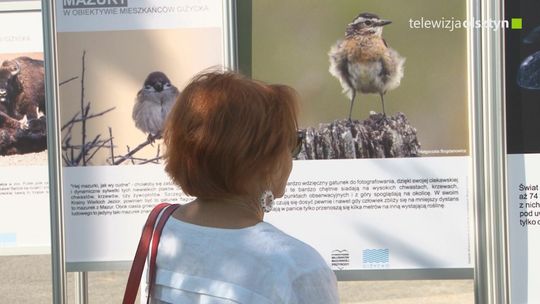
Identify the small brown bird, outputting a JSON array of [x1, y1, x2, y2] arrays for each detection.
[[132, 71, 179, 141], [329, 12, 405, 120]]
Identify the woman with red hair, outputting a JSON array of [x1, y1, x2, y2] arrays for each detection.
[[151, 71, 339, 303]]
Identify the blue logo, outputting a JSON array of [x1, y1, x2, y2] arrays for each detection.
[[0, 233, 16, 246], [362, 249, 389, 268]]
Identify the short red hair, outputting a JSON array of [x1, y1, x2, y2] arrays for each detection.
[[163, 71, 299, 199]]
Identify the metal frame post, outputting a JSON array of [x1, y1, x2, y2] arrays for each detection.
[[42, 0, 67, 302], [473, 0, 509, 303], [75, 272, 89, 304], [222, 0, 238, 71]]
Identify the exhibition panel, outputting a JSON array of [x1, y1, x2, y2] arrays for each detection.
[[48, 0, 476, 277], [28, 0, 530, 303], [247, 0, 474, 278], [0, 1, 50, 256], [505, 0, 540, 302], [52, 0, 226, 269]]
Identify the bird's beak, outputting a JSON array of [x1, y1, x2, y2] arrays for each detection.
[[377, 19, 392, 27], [154, 83, 163, 92]]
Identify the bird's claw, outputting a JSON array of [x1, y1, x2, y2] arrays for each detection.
[[147, 133, 161, 145], [381, 113, 390, 124]]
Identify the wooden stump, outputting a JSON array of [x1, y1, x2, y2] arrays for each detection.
[[0, 111, 47, 156], [296, 112, 420, 159]]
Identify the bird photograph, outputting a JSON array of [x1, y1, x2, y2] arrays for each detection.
[[250, 0, 470, 159], [328, 12, 405, 120], [56, 28, 222, 166], [132, 71, 179, 142]]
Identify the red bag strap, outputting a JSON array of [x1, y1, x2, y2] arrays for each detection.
[[147, 203, 180, 303], [122, 203, 180, 304]]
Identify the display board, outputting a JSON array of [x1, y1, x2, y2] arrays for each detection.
[[505, 0, 540, 302], [0, 2, 50, 255], [247, 0, 474, 274], [54, 0, 226, 269], [55, 0, 474, 277]]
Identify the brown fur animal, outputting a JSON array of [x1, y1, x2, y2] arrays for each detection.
[[0, 111, 46, 155], [0, 57, 45, 120]]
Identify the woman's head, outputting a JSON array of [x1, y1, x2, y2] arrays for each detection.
[[163, 70, 299, 201]]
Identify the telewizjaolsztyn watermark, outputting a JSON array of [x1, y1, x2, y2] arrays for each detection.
[[409, 17, 523, 31]]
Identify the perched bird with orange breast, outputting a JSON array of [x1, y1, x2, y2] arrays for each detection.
[[329, 12, 405, 120]]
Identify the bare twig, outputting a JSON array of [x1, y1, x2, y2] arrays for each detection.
[[59, 76, 78, 86], [138, 156, 162, 164], [109, 127, 114, 164], [63, 143, 112, 150], [62, 154, 70, 165], [61, 112, 80, 131], [86, 137, 111, 163], [60, 51, 117, 166], [61, 107, 115, 131], [70, 146, 74, 165], [156, 144, 161, 159], [60, 51, 164, 166], [127, 146, 135, 165], [113, 134, 161, 165], [80, 51, 87, 165]]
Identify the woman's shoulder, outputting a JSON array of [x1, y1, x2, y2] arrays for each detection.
[[162, 217, 329, 273], [254, 222, 329, 271], [157, 218, 338, 303], [255, 223, 339, 303]]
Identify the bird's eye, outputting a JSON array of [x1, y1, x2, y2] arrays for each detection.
[[144, 85, 152, 90], [365, 20, 373, 26], [164, 83, 171, 88]]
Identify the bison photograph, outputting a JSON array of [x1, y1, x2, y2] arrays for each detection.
[[0, 55, 47, 158]]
